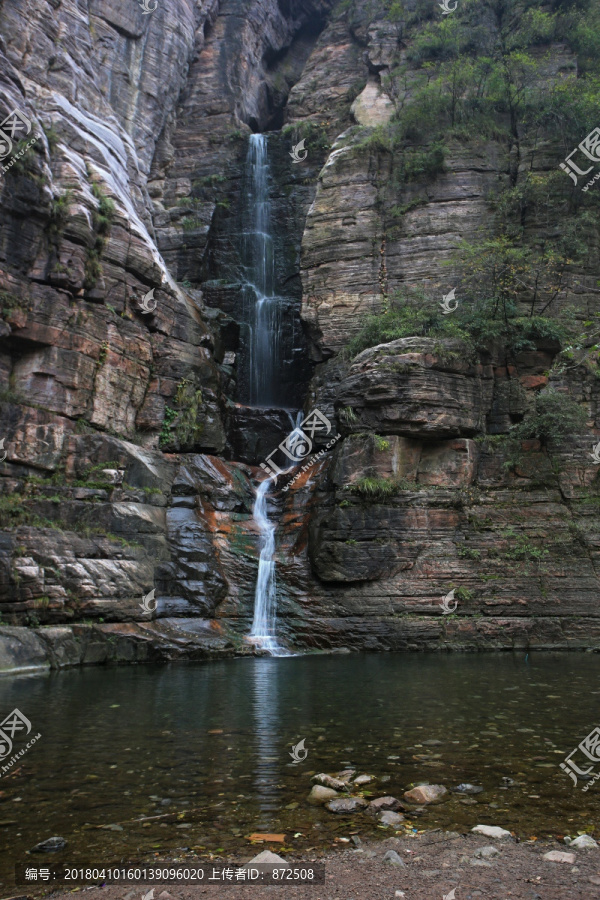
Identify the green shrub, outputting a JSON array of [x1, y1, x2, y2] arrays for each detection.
[[339, 406, 358, 425], [509, 389, 587, 444], [159, 378, 205, 450], [84, 183, 116, 290], [500, 528, 550, 562], [347, 476, 402, 500], [345, 292, 470, 359]]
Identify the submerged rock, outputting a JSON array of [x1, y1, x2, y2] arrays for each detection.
[[454, 783, 484, 794], [31, 837, 66, 852], [472, 825, 512, 839], [379, 810, 404, 826], [403, 784, 447, 804], [307, 785, 338, 805], [326, 797, 368, 814]]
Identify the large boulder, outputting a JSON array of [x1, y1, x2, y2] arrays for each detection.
[[336, 338, 493, 438]]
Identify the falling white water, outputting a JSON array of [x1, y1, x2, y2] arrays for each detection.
[[243, 134, 282, 407], [249, 477, 283, 653]]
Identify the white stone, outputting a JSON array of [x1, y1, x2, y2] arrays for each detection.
[[247, 850, 289, 866], [570, 835, 598, 850], [353, 774, 375, 785], [472, 825, 512, 839], [474, 845, 500, 859], [543, 850, 576, 864]]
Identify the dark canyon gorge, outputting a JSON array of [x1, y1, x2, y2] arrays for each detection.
[[1, 0, 600, 674]]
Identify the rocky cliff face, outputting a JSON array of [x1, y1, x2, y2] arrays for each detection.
[[1, 0, 599, 671]]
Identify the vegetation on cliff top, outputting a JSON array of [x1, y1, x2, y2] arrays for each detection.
[[345, 0, 600, 393]]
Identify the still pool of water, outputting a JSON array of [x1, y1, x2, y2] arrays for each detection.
[[1, 652, 599, 884]]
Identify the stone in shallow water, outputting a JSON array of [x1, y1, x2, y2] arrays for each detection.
[[472, 825, 512, 839], [354, 774, 375, 785], [379, 811, 404, 826], [368, 795, 402, 812], [454, 783, 484, 794], [326, 797, 368, 814], [31, 837, 67, 852], [543, 850, 576, 864], [403, 784, 447, 804], [307, 785, 338, 805], [312, 773, 348, 791]]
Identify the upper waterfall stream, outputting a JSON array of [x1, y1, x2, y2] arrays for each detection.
[[244, 133, 281, 408]]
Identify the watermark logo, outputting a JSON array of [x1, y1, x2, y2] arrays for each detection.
[[261, 408, 336, 478], [139, 589, 157, 613], [590, 441, 600, 464], [142, 891, 154, 900], [290, 738, 308, 763], [0, 109, 32, 159], [139, 0, 158, 13], [560, 126, 600, 192], [139, 288, 157, 313], [0, 708, 41, 777], [0, 109, 39, 177], [440, 288, 459, 315], [443, 890, 457, 900], [440, 589, 458, 614], [0, 438, 6, 462], [439, 0, 458, 13], [259, 408, 342, 492], [290, 139, 308, 164], [560, 725, 600, 790]]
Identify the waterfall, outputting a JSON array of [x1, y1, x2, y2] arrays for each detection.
[[249, 476, 282, 653], [244, 134, 281, 408], [244, 134, 291, 655]]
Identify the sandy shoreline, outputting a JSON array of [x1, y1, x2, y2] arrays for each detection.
[[16, 830, 600, 900]]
